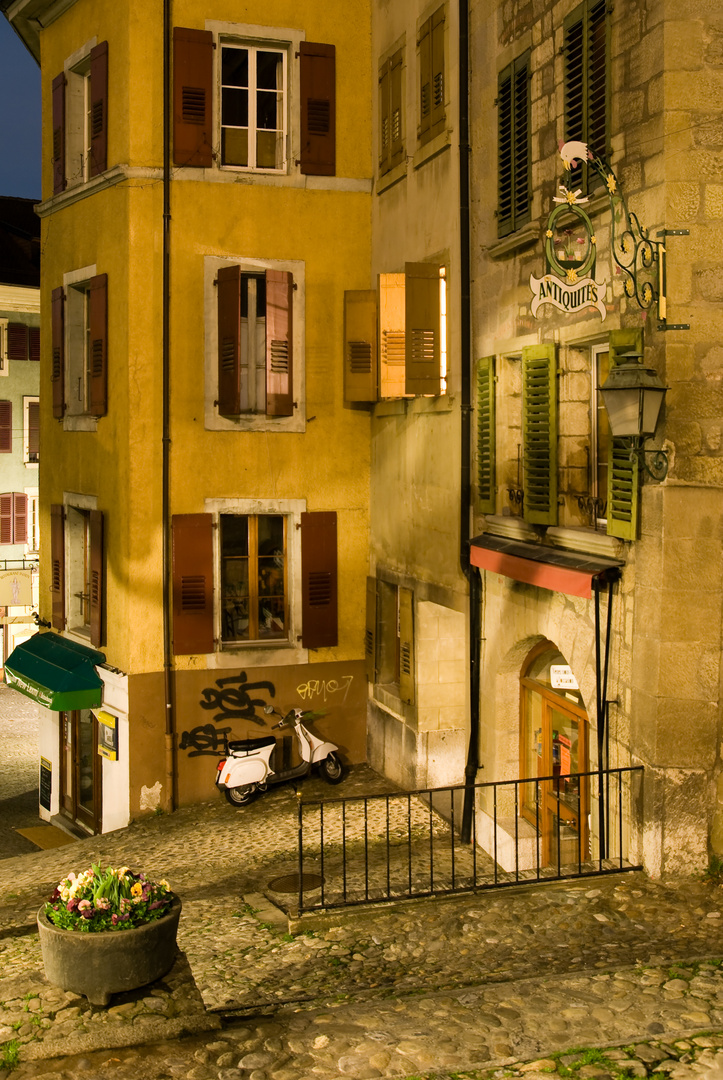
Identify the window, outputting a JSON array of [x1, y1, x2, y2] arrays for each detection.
[[6, 323, 40, 362], [221, 514, 287, 642], [52, 41, 108, 195], [0, 401, 11, 453], [52, 270, 108, 426], [50, 501, 104, 645], [497, 52, 530, 238], [564, 0, 608, 194], [365, 578, 414, 705], [26, 491, 39, 553], [379, 48, 404, 175], [173, 27, 335, 176], [24, 397, 39, 464], [343, 263, 447, 402], [0, 494, 27, 546], [418, 7, 445, 147]]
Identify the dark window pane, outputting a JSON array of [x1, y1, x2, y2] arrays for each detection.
[[257, 90, 278, 131], [222, 129, 248, 166], [258, 597, 285, 638], [258, 515, 283, 554], [222, 87, 248, 128], [257, 51, 282, 90], [221, 515, 249, 557], [222, 47, 248, 88]]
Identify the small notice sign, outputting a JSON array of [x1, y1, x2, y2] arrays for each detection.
[[40, 757, 52, 811], [551, 665, 579, 690], [96, 710, 118, 761]]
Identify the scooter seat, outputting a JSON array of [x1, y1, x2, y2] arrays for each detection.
[[228, 735, 276, 753]]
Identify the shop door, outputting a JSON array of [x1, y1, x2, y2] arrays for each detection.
[[520, 645, 590, 868], [60, 709, 102, 833]]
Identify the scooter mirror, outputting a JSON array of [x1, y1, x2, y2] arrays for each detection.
[[263, 705, 274, 715]]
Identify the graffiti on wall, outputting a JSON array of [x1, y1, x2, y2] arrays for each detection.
[[179, 672, 277, 758], [296, 675, 354, 703], [179, 723, 232, 758]]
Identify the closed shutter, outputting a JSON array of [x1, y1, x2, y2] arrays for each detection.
[[13, 494, 27, 547], [300, 511, 337, 649], [7, 324, 28, 361], [172, 513, 214, 655], [418, 16, 432, 143], [216, 264, 242, 417], [28, 401, 39, 460], [587, 0, 608, 164], [365, 576, 378, 682], [89, 509, 104, 646], [405, 262, 440, 396], [51, 287, 65, 419], [266, 270, 293, 417], [390, 49, 404, 167], [379, 60, 390, 174], [52, 72, 66, 195], [398, 586, 414, 705], [522, 344, 558, 526], [29, 327, 40, 362], [0, 401, 11, 453], [379, 273, 406, 399], [498, 54, 530, 239], [563, 5, 585, 193], [475, 356, 496, 514], [89, 41, 108, 177], [497, 63, 513, 237], [430, 8, 445, 140], [344, 290, 378, 404], [89, 273, 108, 416], [0, 495, 12, 545], [51, 504, 65, 630], [173, 28, 214, 168], [606, 328, 642, 540], [564, 1, 608, 193], [299, 42, 336, 176]]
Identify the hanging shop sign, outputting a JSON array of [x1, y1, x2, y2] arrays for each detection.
[[0, 569, 32, 607]]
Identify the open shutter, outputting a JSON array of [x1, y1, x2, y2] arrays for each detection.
[[51, 504, 65, 630], [28, 401, 39, 461], [606, 328, 642, 540], [52, 72, 66, 195], [418, 16, 432, 143], [522, 344, 558, 526], [301, 511, 337, 649], [89, 273, 108, 416], [0, 496, 12, 545], [173, 27, 214, 168], [398, 586, 414, 705], [266, 270, 293, 417], [430, 8, 445, 139], [390, 49, 404, 167], [13, 494, 27, 546], [475, 356, 496, 514], [405, 262, 440, 396], [299, 42, 336, 176], [172, 513, 214, 654], [0, 401, 11, 453], [379, 60, 390, 174], [216, 265, 242, 417], [344, 290, 378, 403], [89, 41, 108, 177], [89, 509, 104, 646], [52, 287, 65, 419], [365, 576, 377, 682], [379, 273, 406, 398], [29, 327, 40, 362], [7, 324, 28, 361]]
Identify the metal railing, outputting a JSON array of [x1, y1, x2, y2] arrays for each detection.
[[295, 766, 643, 913]]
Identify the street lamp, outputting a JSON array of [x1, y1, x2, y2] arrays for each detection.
[[599, 349, 669, 480]]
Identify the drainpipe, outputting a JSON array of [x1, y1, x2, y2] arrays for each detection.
[[162, 0, 176, 812], [457, 0, 480, 846]]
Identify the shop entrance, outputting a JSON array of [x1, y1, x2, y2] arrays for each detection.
[[520, 642, 590, 867], [59, 709, 102, 833]]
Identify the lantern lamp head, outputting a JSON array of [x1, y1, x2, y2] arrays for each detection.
[[599, 349, 669, 480]]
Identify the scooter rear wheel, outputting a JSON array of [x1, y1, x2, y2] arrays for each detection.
[[320, 752, 343, 784], [225, 784, 257, 806]]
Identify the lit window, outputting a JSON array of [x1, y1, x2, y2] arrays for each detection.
[[221, 514, 287, 643], [221, 44, 287, 171]]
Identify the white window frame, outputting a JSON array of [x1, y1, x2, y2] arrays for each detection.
[[62, 491, 98, 643], [204, 255, 305, 433], [219, 41, 288, 173], [63, 38, 97, 189], [0, 319, 7, 375], [23, 396, 39, 467], [62, 265, 98, 432], [25, 488, 39, 554], [205, 497, 308, 669]]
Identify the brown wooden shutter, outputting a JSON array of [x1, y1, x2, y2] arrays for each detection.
[[51, 286, 65, 419], [266, 270, 294, 417], [301, 511, 337, 649], [52, 72, 66, 195], [89, 273, 108, 416], [398, 586, 415, 705], [379, 59, 390, 174], [365, 576, 378, 682], [390, 49, 404, 167], [173, 28, 214, 168], [0, 495, 12, 545], [28, 401, 39, 460], [405, 262, 440, 396], [172, 513, 214, 654], [344, 290, 378, 403], [7, 324, 28, 361], [418, 16, 432, 143], [430, 8, 446, 139], [13, 493, 27, 547], [89, 41, 108, 177], [89, 509, 104, 646], [379, 272, 406, 398], [299, 42, 336, 176], [51, 504, 65, 630], [217, 264, 242, 417], [0, 401, 11, 453], [29, 327, 40, 362]]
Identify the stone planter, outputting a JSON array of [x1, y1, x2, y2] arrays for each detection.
[[37, 895, 182, 1006]]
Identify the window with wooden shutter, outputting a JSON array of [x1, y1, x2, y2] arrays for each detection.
[[564, 0, 608, 194], [13, 494, 27, 547], [522, 344, 558, 526], [0, 495, 12, 545], [497, 52, 530, 238], [418, 8, 445, 147], [7, 324, 28, 361], [405, 262, 440, 396], [173, 28, 214, 168], [475, 356, 496, 514], [217, 264, 242, 417], [379, 48, 404, 176], [344, 290, 378, 404], [89, 42, 108, 177], [89, 509, 104, 646], [300, 511, 337, 649], [0, 401, 11, 454], [172, 514, 214, 655], [605, 329, 642, 540], [266, 270, 294, 417], [51, 504, 65, 630], [52, 287, 65, 419], [379, 273, 406, 399], [89, 274, 108, 416], [29, 327, 40, 362], [398, 586, 415, 705], [299, 42, 336, 176], [365, 576, 378, 682], [52, 72, 66, 195], [26, 399, 39, 463]]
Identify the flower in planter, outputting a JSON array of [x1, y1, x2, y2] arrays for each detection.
[[45, 864, 173, 933]]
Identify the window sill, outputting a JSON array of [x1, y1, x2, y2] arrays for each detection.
[[63, 415, 98, 432], [546, 525, 626, 560], [486, 221, 539, 260], [24, 462, 39, 469], [209, 642, 309, 669], [413, 127, 451, 170], [376, 159, 407, 195], [482, 514, 538, 543], [375, 394, 455, 416]]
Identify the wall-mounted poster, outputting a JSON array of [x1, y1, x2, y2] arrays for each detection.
[[96, 710, 118, 761]]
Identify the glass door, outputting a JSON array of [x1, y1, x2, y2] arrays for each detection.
[[59, 709, 102, 833]]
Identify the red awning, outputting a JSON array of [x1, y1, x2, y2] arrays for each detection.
[[469, 533, 623, 599]]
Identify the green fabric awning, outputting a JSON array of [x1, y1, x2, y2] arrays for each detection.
[[4, 633, 105, 711]]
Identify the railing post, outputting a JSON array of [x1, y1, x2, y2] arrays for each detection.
[[297, 789, 304, 916]]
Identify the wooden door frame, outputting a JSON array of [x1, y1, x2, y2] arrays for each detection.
[[58, 709, 102, 834]]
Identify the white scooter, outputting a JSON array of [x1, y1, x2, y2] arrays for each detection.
[[215, 705, 344, 806]]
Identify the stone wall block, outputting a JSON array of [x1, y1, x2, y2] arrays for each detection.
[[416, 706, 441, 733], [664, 258, 693, 304], [705, 184, 723, 217], [666, 69, 723, 112], [679, 148, 723, 183], [666, 418, 703, 456], [702, 420, 723, 452], [664, 343, 696, 382], [660, 588, 723, 642], [662, 536, 723, 587], [694, 262, 723, 302], [674, 455, 723, 486], [692, 114, 723, 151], [657, 642, 720, 702], [663, 20, 704, 71], [659, 768, 710, 875], [667, 377, 723, 418], [666, 182, 701, 222]]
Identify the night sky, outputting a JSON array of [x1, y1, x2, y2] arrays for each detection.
[[0, 16, 41, 200]]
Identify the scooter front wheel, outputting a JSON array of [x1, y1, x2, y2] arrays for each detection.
[[225, 784, 257, 806], [320, 752, 344, 784]]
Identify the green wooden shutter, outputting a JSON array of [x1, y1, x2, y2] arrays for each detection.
[[475, 356, 496, 514], [522, 344, 558, 526], [605, 328, 642, 540], [398, 587, 414, 705]]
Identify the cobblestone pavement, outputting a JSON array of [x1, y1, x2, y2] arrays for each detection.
[[1, 765, 723, 1079], [0, 685, 43, 859]]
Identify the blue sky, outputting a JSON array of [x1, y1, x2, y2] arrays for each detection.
[[0, 16, 41, 200]]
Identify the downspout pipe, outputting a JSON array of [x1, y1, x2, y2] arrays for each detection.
[[457, 0, 480, 846], [162, 0, 176, 812]]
